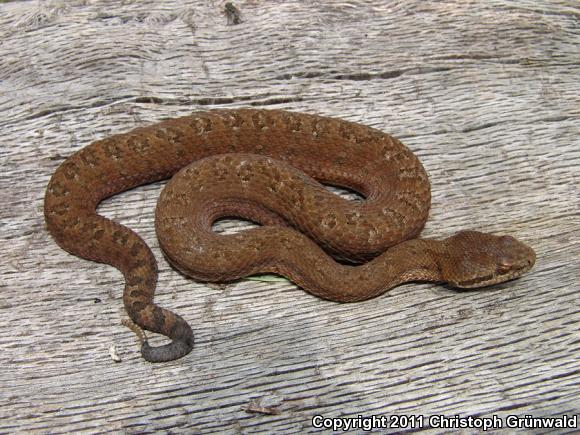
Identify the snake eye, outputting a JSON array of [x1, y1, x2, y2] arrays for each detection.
[[497, 258, 513, 273]]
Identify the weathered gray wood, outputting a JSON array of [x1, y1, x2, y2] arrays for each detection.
[[1, 0, 578, 433]]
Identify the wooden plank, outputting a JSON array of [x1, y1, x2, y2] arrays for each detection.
[[1, 0, 578, 433]]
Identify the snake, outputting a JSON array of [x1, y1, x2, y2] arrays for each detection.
[[44, 108, 536, 362]]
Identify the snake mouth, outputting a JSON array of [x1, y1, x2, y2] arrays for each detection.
[[454, 261, 535, 289]]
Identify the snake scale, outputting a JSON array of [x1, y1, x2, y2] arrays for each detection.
[[44, 108, 536, 362]]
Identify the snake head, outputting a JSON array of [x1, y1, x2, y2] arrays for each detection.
[[440, 230, 536, 288]]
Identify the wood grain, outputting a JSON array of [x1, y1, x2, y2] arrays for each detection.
[[1, 0, 578, 433]]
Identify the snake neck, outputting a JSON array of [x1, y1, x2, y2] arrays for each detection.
[[276, 238, 444, 302]]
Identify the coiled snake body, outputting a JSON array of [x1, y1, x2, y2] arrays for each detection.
[[44, 109, 535, 362]]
